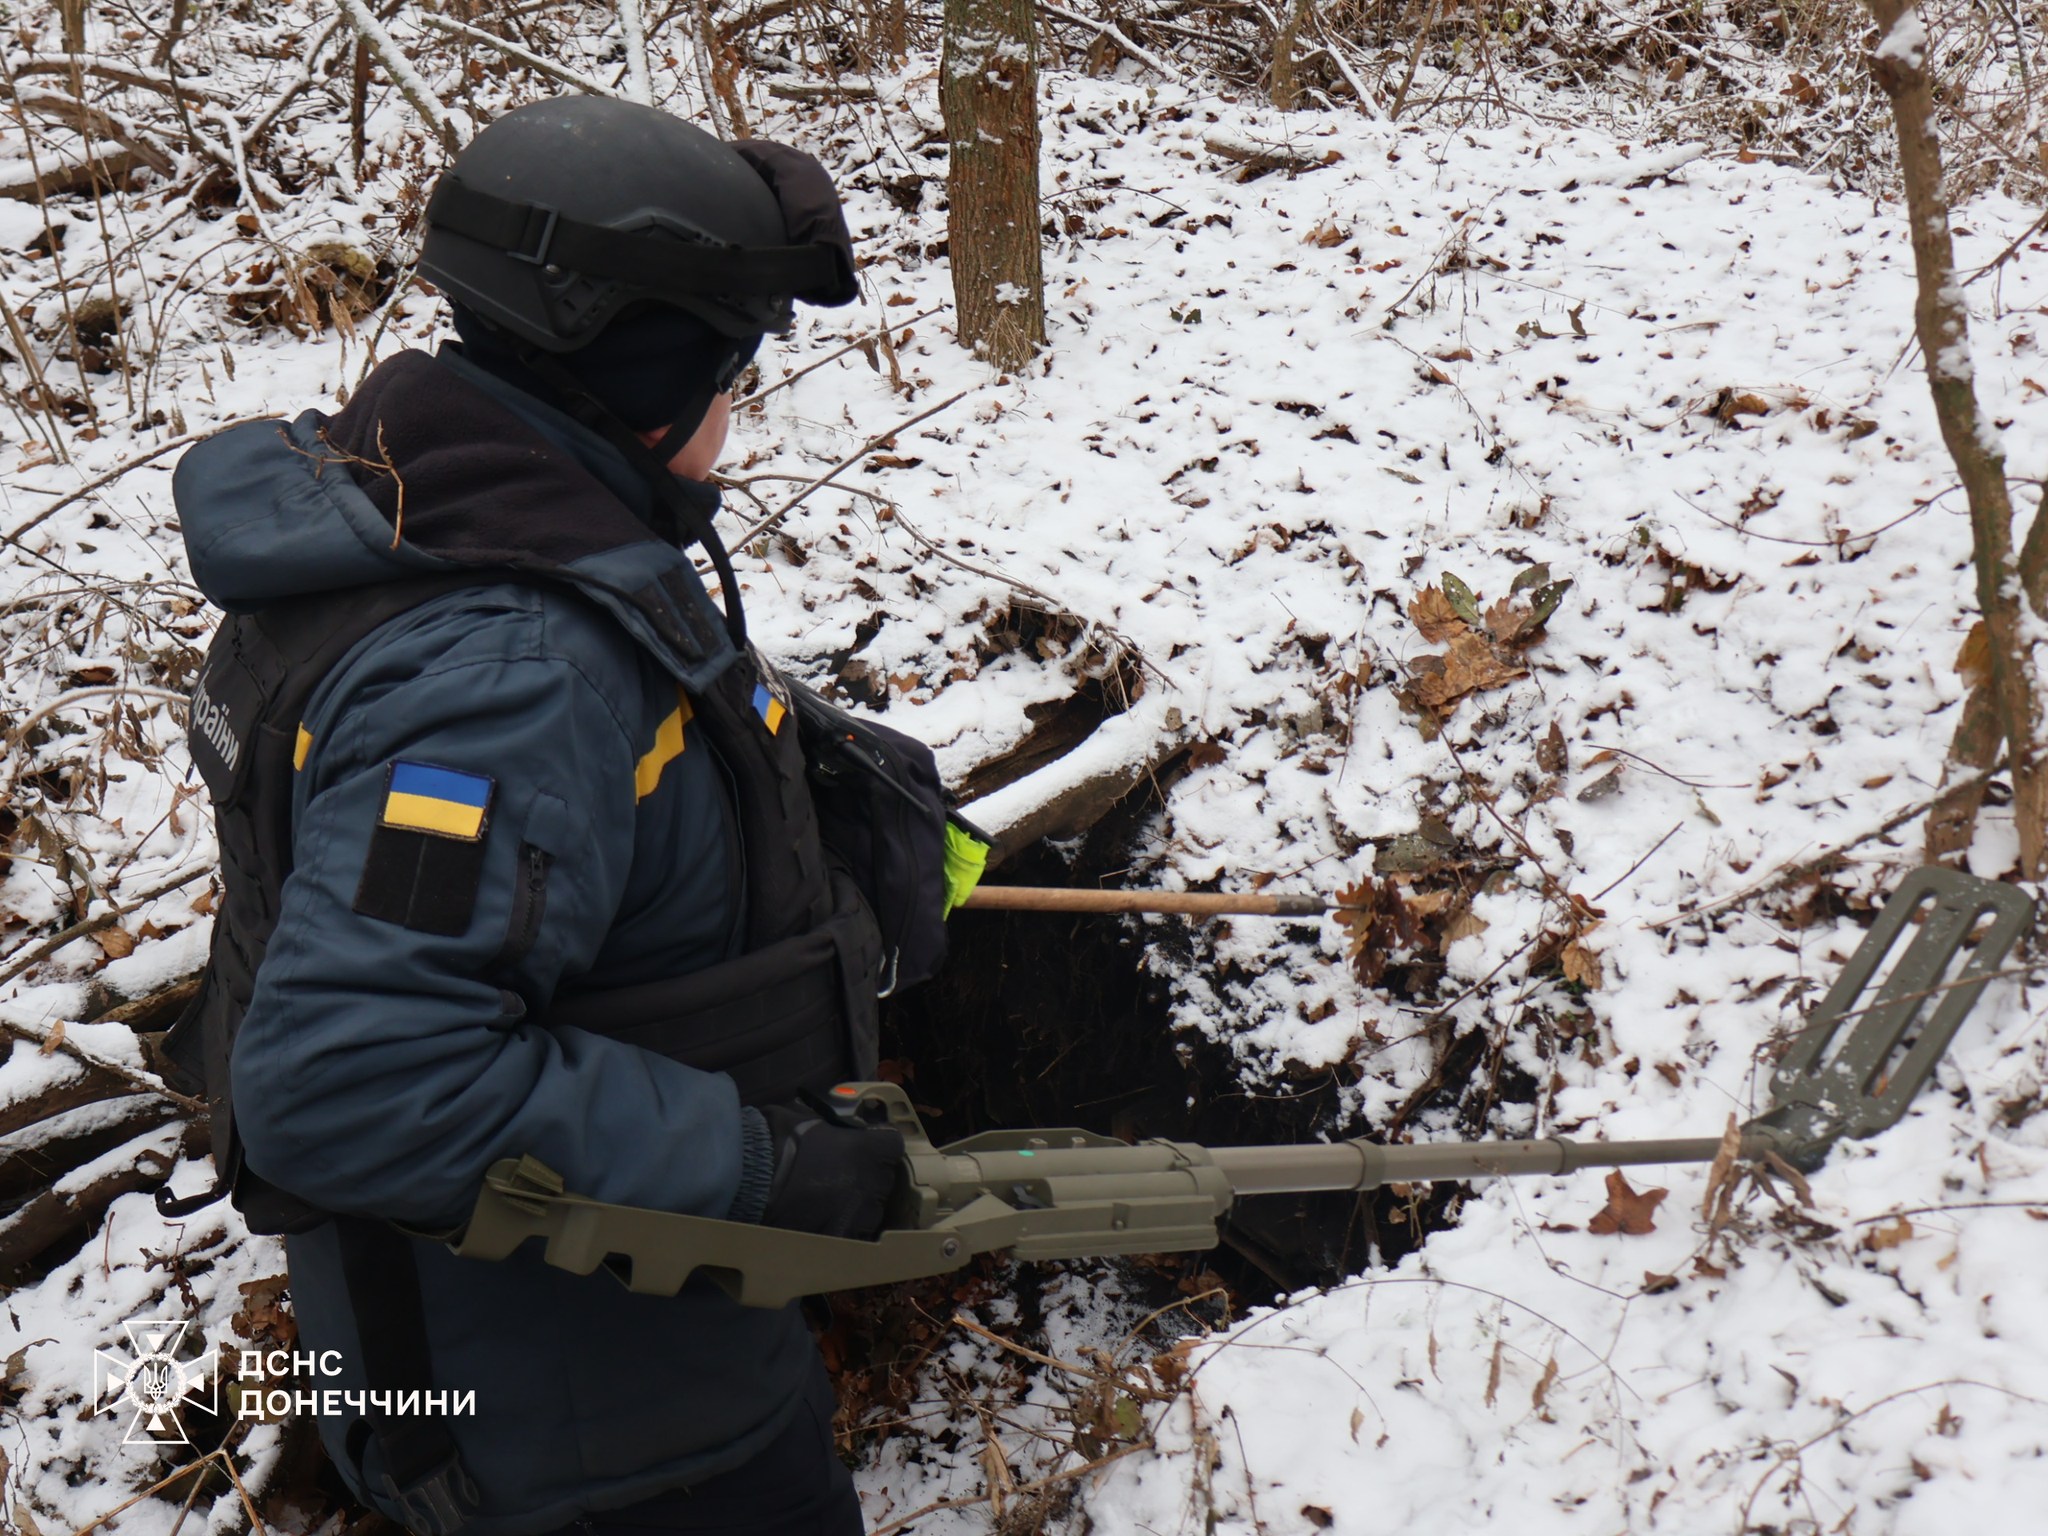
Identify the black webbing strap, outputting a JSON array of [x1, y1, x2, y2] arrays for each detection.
[[336, 1217, 480, 1536], [428, 177, 839, 300]]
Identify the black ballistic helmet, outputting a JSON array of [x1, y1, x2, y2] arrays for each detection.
[[419, 95, 858, 353]]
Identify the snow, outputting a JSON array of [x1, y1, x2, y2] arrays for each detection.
[[3, 21, 2047, 1536], [1877, 13, 1931, 71]]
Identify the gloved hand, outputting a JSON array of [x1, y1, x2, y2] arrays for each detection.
[[749, 1102, 904, 1240], [941, 819, 990, 917]]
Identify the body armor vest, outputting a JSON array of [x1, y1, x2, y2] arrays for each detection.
[[159, 572, 887, 1236]]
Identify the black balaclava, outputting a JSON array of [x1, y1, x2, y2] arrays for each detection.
[[446, 298, 758, 646], [449, 300, 758, 445]]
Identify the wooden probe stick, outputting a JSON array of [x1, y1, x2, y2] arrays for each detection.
[[960, 886, 1334, 917]]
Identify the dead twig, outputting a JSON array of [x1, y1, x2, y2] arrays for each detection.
[[1, 418, 270, 553], [336, 0, 462, 155], [1648, 761, 2009, 930], [416, 14, 612, 97], [745, 305, 947, 405], [0, 865, 212, 993], [1038, 1, 1187, 83], [731, 389, 971, 547]]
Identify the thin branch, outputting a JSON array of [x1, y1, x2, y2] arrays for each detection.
[[5, 684, 190, 755], [731, 389, 971, 547], [1, 418, 270, 552], [746, 306, 947, 405], [336, 0, 462, 155], [10, 85, 179, 177], [416, 14, 614, 97], [7, 57, 237, 104], [0, 865, 211, 993], [242, 17, 350, 151], [1647, 761, 2010, 930], [1036, 2, 1187, 83], [616, 0, 655, 105]]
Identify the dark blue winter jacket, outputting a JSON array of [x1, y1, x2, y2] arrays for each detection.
[[173, 347, 812, 1535]]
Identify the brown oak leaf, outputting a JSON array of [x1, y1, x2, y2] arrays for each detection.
[[1482, 596, 1524, 643], [1333, 878, 1422, 987], [1410, 632, 1528, 709], [1588, 1170, 1667, 1235], [1559, 938, 1603, 990], [1408, 586, 1469, 644]]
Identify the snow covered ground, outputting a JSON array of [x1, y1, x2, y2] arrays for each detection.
[[3, 36, 2047, 1536]]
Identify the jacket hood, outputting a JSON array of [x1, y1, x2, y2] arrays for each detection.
[[173, 349, 738, 689]]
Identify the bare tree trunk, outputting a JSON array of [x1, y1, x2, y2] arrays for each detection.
[[876, 0, 909, 65], [59, 0, 88, 53], [617, 0, 655, 106], [941, 0, 1046, 371], [698, 1, 750, 137], [350, 36, 370, 175], [1865, 0, 2046, 876], [153, 0, 189, 66], [1271, 0, 1311, 109]]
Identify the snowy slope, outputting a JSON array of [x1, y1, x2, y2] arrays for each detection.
[[2, 40, 2046, 1536]]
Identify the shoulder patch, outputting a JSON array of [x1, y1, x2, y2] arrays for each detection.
[[382, 760, 494, 840], [354, 761, 494, 936]]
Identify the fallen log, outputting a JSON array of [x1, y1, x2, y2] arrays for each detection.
[[1202, 132, 1343, 178], [0, 1093, 180, 1204], [767, 79, 878, 102], [960, 694, 1189, 859], [0, 1057, 149, 1141], [0, 146, 146, 202], [0, 1120, 202, 1276]]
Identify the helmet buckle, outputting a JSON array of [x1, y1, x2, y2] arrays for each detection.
[[505, 204, 560, 269]]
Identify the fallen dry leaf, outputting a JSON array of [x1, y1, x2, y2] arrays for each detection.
[[1862, 1216, 1914, 1252], [1440, 908, 1490, 944], [1701, 1112, 1743, 1227], [1589, 1170, 1667, 1235], [1560, 939, 1603, 990], [1956, 620, 1990, 691], [1411, 631, 1528, 709], [1408, 586, 1470, 643], [96, 928, 136, 961]]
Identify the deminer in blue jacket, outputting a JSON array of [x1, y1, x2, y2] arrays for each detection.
[[159, 97, 968, 1536]]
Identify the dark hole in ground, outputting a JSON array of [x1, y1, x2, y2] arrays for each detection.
[[877, 788, 1472, 1307]]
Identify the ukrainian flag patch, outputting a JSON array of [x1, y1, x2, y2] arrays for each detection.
[[381, 761, 493, 841], [751, 681, 786, 735]]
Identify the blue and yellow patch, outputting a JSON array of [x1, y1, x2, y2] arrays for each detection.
[[751, 682, 786, 735], [381, 761, 493, 841]]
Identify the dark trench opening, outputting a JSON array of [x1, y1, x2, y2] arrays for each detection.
[[872, 782, 1472, 1310]]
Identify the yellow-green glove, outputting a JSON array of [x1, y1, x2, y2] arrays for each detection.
[[941, 821, 990, 916]]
